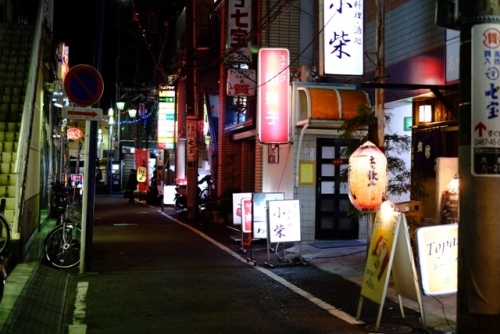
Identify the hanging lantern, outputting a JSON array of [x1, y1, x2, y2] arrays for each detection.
[[348, 141, 388, 211]]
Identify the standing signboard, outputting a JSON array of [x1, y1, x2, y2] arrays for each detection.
[[416, 224, 458, 296], [357, 210, 424, 332], [268, 200, 301, 243], [251, 192, 285, 239], [471, 24, 500, 176], [232, 192, 252, 226]]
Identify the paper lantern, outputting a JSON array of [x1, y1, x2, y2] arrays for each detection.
[[348, 141, 388, 211]]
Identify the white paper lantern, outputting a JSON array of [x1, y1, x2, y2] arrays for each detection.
[[348, 141, 388, 211]]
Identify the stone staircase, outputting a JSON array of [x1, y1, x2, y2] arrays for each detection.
[[0, 23, 33, 225]]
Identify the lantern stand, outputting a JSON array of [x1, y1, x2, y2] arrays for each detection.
[[347, 141, 388, 249]]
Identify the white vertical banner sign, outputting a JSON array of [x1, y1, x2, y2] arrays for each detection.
[[227, 0, 252, 63], [471, 24, 500, 176], [323, 0, 364, 75]]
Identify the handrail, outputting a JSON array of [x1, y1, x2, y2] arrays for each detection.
[[13, 0, 44, 237]]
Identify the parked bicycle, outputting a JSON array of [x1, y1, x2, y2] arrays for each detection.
[[174, 174, 213, 211], [44, 201, 82, 269], [0, 198, 10, 255], [0, 198, 11, 303], [50, 180, 68, 219]]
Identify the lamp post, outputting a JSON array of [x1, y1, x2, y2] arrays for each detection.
[[108, 107, 115, 194], [116, 101, 125, 191], [128, 108, 138, 149], [116, 101, 125, 150]]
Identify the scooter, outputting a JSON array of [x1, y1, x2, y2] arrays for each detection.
[[174, 175, 212, 210]]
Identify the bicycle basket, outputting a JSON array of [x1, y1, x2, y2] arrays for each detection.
[[66, 203, 82, 225]]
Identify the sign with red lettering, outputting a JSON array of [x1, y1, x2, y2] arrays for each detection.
[[471, 24, 500, 176], [257, 48, 290, 144], [67, 127, 83, 140], [227, 69, 256, 96]]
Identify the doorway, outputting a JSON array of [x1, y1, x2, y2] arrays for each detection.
[[315, 138, 358, 240]]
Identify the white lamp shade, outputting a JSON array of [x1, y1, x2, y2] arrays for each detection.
[[128, 108, 137, 118], [419, 105, 432, 123], [348, 141, 388, 211]]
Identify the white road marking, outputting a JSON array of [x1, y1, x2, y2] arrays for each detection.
[[164, 212, 364, 325], [68, 281, 89, 334]]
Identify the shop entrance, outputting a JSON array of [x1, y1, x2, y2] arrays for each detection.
[[315, 138, 358, 240]]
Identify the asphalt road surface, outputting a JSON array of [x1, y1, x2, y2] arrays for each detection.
[[61, 196, 429, 334]]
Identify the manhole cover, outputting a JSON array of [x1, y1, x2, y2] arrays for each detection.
[[365, 323, 412, 333]]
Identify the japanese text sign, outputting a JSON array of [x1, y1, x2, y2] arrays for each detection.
[[268, 200, 301, 243], [186, 116, 198, 168], [227, 69, 256, 96], [257, 48, 290, 144], [227, 0, 252, 63], [471, 24, 500, 176], [323, 0, 364, 75]]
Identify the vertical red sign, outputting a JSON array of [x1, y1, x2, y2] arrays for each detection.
[[242, 199, 253, 233], [258, 48, 290, 144], [135, 149, 149, 192]]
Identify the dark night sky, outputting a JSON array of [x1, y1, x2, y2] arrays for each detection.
[[52, 0, 186, 108]]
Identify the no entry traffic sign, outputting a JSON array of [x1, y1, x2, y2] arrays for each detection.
[[64, 65, 104, 106]]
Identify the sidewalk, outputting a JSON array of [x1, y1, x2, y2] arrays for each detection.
[[0, 195, 457, 333], [291, 243, 456, 333]]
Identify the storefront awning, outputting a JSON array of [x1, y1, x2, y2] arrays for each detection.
[[295, 86, 370, 129]]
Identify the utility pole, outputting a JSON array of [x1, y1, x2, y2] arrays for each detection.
[[458, 1, 500, 332], [185, 0, 198, 220], [372, 0, 385, 150]]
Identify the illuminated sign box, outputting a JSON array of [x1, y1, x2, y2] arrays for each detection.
[[322, 0, 364, 76], [416, 223, 458, 296], [257, 48, 290, 144]]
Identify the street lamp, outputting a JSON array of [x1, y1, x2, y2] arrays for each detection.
[[116, 101, 125, 148], [108, 107, 115, 193], [128, 108, 138, 149]]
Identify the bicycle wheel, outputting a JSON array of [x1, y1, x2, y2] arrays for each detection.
[[45, 223, 81, 269], [0, 215, 10, 255]]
